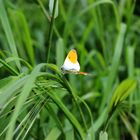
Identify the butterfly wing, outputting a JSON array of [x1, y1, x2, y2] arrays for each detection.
[[61, 49, 89, 75], [61, 49, 80, 71]]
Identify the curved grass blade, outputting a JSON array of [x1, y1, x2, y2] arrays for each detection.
[[45, 127, 61, 140], [5, 64, 47, 140], [109, 79, 137, 111], [0, 0, 21, 70], [47, 90, 86, 139], [78, 0, 120, 30], [0, 59, 19, 75], [0, 76, 28, 108], [9, 9, 35, 66], [100, 23, 126, 112]]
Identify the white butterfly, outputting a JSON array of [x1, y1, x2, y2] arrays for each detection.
[[61, 49, 88, 75]]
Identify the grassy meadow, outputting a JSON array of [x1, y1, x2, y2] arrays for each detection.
[[0, 0, 140, 139]]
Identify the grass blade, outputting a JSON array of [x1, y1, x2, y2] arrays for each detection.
[[100, 23, 126, 111], [5, 64, 46, 140], [56, 38, 64, 67], [9, 9, 35, 66], [0, 0, 20, 69], [45, 127, 61, 140]]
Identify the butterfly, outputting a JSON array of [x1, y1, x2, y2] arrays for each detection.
[[61, 49, 88, 75]]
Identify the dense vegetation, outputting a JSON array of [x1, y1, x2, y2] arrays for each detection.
[[0, 0, 139, 140]]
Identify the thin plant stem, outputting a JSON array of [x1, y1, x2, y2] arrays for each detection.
[[37, 0, 51, 22], [46, 0, 57, 63], [37, 0, 61, 38]]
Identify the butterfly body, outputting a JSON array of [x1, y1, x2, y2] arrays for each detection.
[[61, 49, 88, 75]]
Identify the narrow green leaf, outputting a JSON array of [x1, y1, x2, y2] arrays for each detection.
[[100, 23, 126, 111], [0, 76, 18, 89], [45, 127, 61, 140], [0, 76, 28, 107], [47, 91, 86, 139], [89, 108, 108, 133], [9, 9, 35, 66], [46, 103, 64, 132], [64, 119, 74, 140], [126, 46, 135, 77], [121, 113, 139, 140], [56, 38, 64, 67], [5, 64, 46, 140], [109, 79, 137, 110], [78, 0, 120, 30], [119, 80, 137, 103], [0, 59, 19, 75], [47, 0, 57, 62], [0, 0, 20, 69]]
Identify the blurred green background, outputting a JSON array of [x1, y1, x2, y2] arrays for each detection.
[[0, 0, 140, 140]]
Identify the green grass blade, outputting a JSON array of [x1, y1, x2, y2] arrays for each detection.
[[47, 0, 57, 62], [126, 46, 135, 77], [109, 79, 137, 111], [120, 113, 138, 140], [56, 38, 64, 67], [89, 108, 108, 133], [78, 0, 120, 30], [0, 0, 21, 69], [0, 59, 19, 75], [100, 23, 126, 111], [65, 119, 74, 140], [0, 76, 28, 107], [47, 91, 86, 139], [5, 64, 46, 140], [9, 9, 35, 66], [45, 127, 61, 140], [46, 103, 64, 132]]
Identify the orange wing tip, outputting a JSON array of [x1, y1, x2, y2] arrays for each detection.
[[67, 49, 77, 63]]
